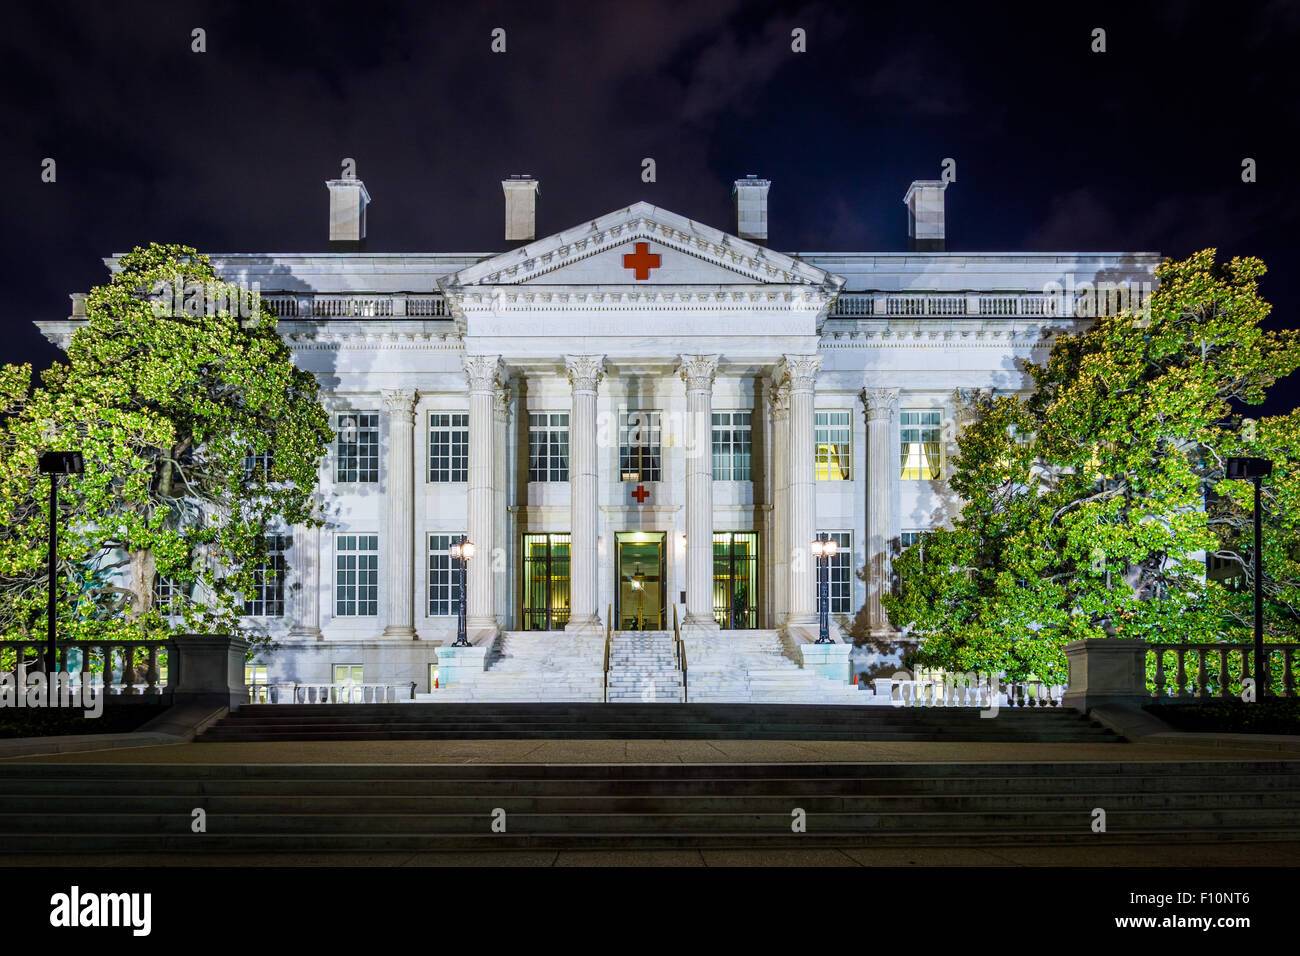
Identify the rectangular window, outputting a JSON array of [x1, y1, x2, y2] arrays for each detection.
[[528, 413, 570, 482], [429, 412, 469, 482], [815, 411, 851, 481], [336, 412, 380, 483], [823, 531, 852, 613], [245, 664, 269, 703], [619, 410, 662, 482], [335, 534, 379, 616], [154, 574, 184, 615], [712, 412, 752, 481], [901, 410, 943, 480], [900, 530, 927, 564], [243, 449, 273, 481], [333, 663, 364, 703], [243, 534, 288, 617], [428, 533, 465, 616]]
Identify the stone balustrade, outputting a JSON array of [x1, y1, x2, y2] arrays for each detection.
[[0, 639, 171, 698], [249, 682, 414, 704], [1147, 641, 1299, 700]]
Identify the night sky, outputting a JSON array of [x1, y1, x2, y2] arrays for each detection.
[[3, 0, 1297, 410]]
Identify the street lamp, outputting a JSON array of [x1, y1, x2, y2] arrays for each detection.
[[38, 451, 84, 674], [1227, 456, 1274, 698], [809, 533, 838, 644], [449, 535, 475, 647]]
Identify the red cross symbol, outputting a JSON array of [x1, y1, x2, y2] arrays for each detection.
[[631, 484, 650, 504], [622, 242, 661, 280]]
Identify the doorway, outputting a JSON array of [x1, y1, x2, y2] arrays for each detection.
[[521, 533, 570, 630], [713, 531, 759, 628], [615, 531, 666, 630]]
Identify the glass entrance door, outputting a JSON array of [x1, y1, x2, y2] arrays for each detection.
[[713, 532, 758, 628], [521, 533, 570, 630], [615, 532, 666, 630]]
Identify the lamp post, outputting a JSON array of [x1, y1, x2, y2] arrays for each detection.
[[450, 535, 475, 647], [1226, 456, 1274, 698], [809, 533, 838, 644], [37, 451, 83, 674]]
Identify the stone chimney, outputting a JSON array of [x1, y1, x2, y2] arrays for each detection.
[[326, 178, 371, 251], [732, 175, 770, 243], [503, 175, 539, 245], [904, 180, 947, 252]]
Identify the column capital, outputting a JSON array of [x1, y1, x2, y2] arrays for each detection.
[[494, 381, 512, 423], [381, 388, 417, 423], [780, 354, 822, 392], [564, 354, 606, 392], [768, 374, 791, 419], [677, 353, 719, 391], [463, 355, 504, 393], [953, 387, 994, 427], [861, 386, 899, 423]]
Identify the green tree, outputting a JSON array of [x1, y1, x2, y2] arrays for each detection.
[[883, 250, 1300, 682], [0, 243, 332, 645]]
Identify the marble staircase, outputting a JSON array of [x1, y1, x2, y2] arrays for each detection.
[[606, 631, 684, 703], [419, 631, 604, 703], [683, 629, 865, 704]]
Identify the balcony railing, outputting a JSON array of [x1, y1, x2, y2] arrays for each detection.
[[248, 681, 415, 704], [261, 293, 449, 319], [831, 292, 1092, 318]]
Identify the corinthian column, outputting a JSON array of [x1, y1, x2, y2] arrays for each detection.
[[564, 354, 605, 635], [463, 356, 503, 642], [768, 374, 790, 629], [289, 516, 322, 640], [494, 382, 512, 628], [782, 354, 821, 639], [381, 389, 417, 639], [862, 386, 899, 635], [679, 354, 720, 631]]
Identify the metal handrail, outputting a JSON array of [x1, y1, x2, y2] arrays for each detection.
[[673, 604, 687, 703], [603, 603, 612, 703]]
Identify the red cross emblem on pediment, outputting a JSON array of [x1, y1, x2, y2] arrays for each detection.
[[622, 242, 661, 280]]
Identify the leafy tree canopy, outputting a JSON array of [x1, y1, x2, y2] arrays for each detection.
[[0, 243, 332, 645], [883, 250, 1300, 681]]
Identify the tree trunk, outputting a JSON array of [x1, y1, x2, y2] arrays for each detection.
[[128, 549, 156, 619]]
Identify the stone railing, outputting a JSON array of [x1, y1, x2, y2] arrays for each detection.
[[262, 293, 449, 319], [249, 682, 415, 704], [876, 674, 1064, 708], [1147, 642, 1299, 700], [0, 639, 172, 698], [831, 292, 1089, 319]]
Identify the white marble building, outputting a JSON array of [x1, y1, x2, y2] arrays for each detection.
[[41, 175, 1160, 700]]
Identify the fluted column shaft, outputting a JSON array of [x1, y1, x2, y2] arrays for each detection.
[[381, 389, 417, 639], [565, 355, 605, 633], [769, 376, 790, 628], [863, 387, 900, 634], [783, 355, 821, 628], [493, 384, 512, 628], [679, 355, 720, 629], [464, 357, 502, 638], [289, 518, 322, 640]]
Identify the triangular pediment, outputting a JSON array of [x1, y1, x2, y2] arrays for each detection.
[[439, 201, 843, 294]]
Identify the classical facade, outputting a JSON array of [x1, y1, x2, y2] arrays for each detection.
[[40, 175, 1160, 700]]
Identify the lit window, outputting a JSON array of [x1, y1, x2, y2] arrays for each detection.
[[901, 410, 942, 480], [815, 411, 851, 481]]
